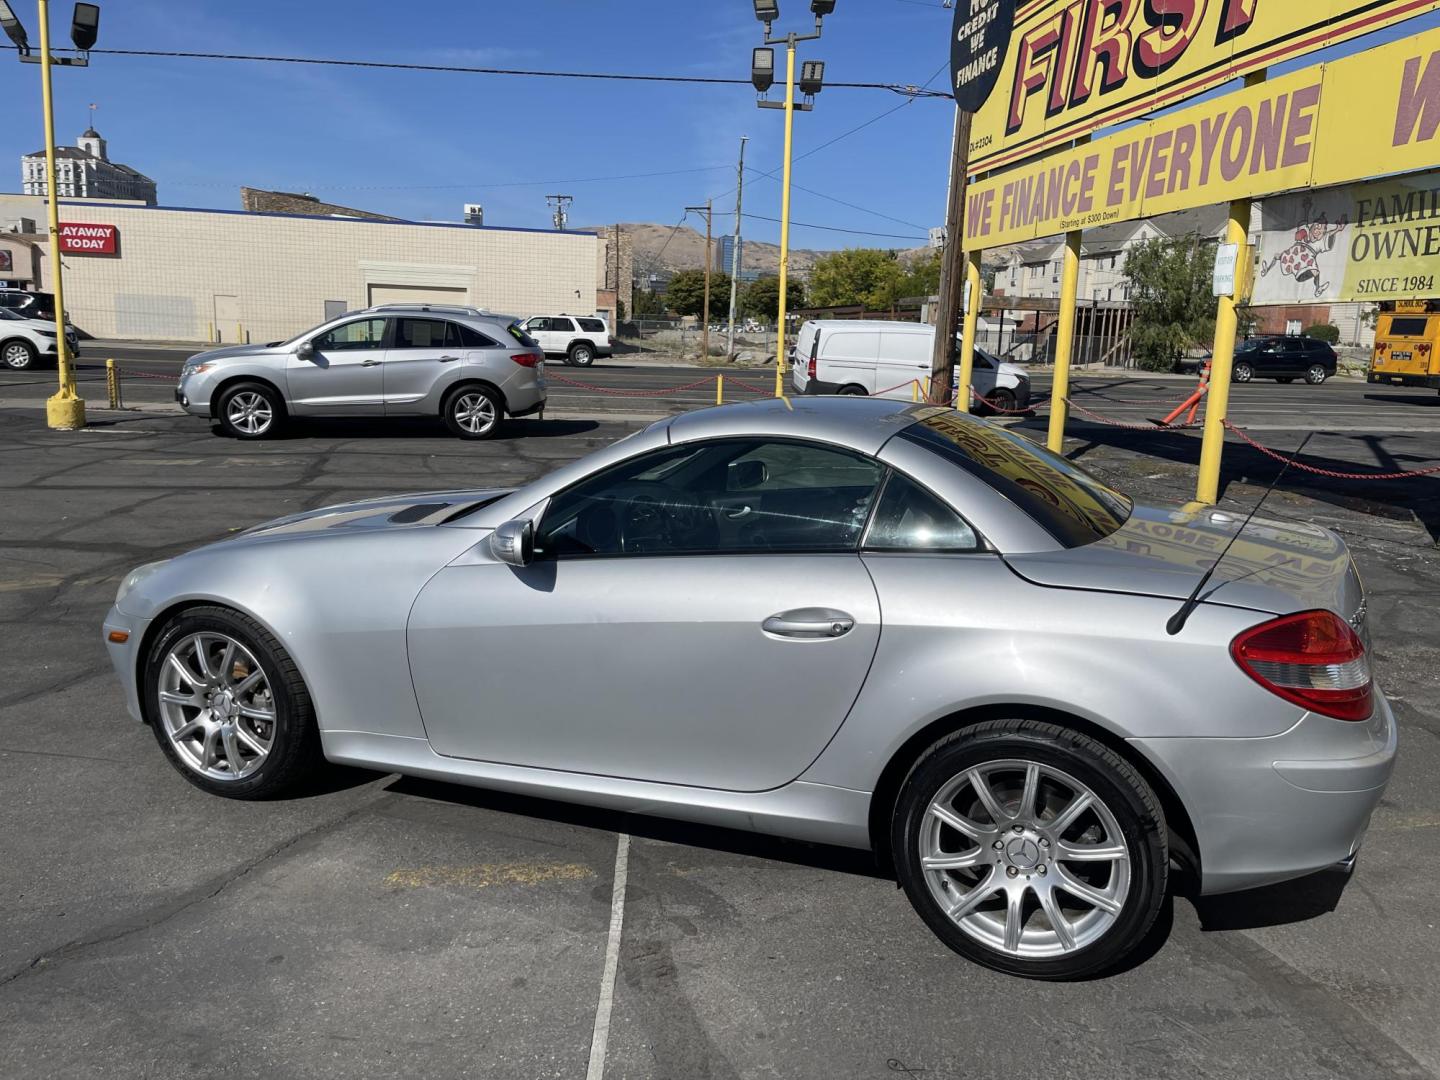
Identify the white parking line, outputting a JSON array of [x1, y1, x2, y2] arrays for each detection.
[[585, 832, 630, 1080]]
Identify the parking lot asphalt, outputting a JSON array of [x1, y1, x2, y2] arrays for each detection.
[[2, 395, 1440, 1079]]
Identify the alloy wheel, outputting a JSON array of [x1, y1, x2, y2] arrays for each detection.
[[453, 392, 497, 435], [157, 632, 276, 781], [3, 342, 33, 369], [1234, 363, 1253, 383], [226, 391, 273, 435], [1306, 364, 1327, 384], [918, 759, 1131, 959]]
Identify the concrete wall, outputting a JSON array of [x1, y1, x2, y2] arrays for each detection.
[[9, 196, 597, 343]]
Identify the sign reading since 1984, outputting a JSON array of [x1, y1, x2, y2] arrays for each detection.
[[951, 0, 1015, 113]]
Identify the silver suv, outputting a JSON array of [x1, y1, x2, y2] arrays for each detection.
[[0, 307, 80, 370], [175, 305, 546, 440]]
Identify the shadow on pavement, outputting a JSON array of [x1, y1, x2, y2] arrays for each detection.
[[1191, 867, 1352, 931], [211, 417, 603, 441]]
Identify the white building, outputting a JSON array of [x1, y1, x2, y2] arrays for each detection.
[[22, 128, 157, 206]]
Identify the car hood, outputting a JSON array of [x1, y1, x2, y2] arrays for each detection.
[[186, 342, 281, 365], [1003, 501, 1362, 618], [997, 361, 1028, 381], [228, 488, 516, 542]]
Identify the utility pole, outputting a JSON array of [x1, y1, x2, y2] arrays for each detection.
[[929, 106, 973, 407], [727, 135, 748, 358], [546, 194, 572, 231], [686, 201, 714, 361]]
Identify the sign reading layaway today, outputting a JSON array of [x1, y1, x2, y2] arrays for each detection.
[[969, 0, 1440, 175], [963, 26, 1440, 250], [58, 222, 118, 255], [1254, 171, 1440, 305]]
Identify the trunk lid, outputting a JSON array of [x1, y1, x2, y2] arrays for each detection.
[[1003, 501, 1364, 621]]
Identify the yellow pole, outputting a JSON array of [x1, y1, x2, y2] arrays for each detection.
[[38, 0, 83, 431], [237, 322, 244, 344], [208, 321, 214, 343], [912, 380, 920, 402], [716, 374, 724, 406], [956, 251, 983, 414], [106, 357, 118, 409], [773, 41, 797, 398], [1046, 231, 1082, 452], [1197, 71, 1265, 505]]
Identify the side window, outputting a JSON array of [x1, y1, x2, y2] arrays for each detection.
[[527, 318, 549, 333], [536, 439, 884, 559], [577, 317, 606, 333], [313, 318, 386, 351], [864, 472, 979, 553], [551, 317, 576, 334], [452, 322, 497, 348], [393, 318, 448, 349]]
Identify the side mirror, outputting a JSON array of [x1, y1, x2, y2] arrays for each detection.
[[296, 341, 315, 361], [730, 459, 768, 490], [490, 519, 534, 567]]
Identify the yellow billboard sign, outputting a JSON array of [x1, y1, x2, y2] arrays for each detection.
[[962, 25, 1440, 251], [969, 0, 1440, 175]]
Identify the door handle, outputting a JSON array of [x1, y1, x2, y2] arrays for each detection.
[[762, 608, 855, 639], [438, 355, 460, 363], [360, 359, 382, 367]]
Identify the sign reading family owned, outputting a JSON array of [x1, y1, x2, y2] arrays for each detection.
[[952, 0, 1015, 111], [967, 0, 1440, 176], [962, 26, 1440, 251]]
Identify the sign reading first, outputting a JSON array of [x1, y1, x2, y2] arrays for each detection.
[[969, 0, 1440, 175]]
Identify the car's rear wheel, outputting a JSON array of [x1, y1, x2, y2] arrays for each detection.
[[444, 384, 503, 439], [838, 384, 867, 396], [2, 339, 37, 370], [143, 606, 323, 799], [1305, 364, 1328, 385], [1233, 362, 1254, 383], [217, 382, 283, 439], [892, 719, 1167, 980], [569, 342, 596, 367], [986, 387, 1017, 414]]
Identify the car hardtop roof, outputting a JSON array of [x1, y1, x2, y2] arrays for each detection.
[[361, 303, 512, 321], [803, 319, 933, 332], [667, 396, 945, 456]]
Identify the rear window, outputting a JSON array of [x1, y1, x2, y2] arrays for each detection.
[[900, 411, 1132, 548], [506, 321, 539, 347], [577, 318, 606, 333], [1389, 316, 1431, 337]]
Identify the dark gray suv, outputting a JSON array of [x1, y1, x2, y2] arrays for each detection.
[[1233, 336, 1338, 384]]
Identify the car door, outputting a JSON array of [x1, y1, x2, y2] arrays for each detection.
[[878, 330, 931, 398], [820, 330, 881, 394], [406, 437, 884, 792], [383, 317, 462, 414], [523, 317, 554, 354], [286, 316, 387, 414]]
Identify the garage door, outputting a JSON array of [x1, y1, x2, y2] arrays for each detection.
[[366, 284, 469, 308]]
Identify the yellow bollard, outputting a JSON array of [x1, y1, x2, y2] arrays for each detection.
[[208, 321, 215, 343], [912, 380, 921, 402], [716, 374, 724, 406], [105, 358, 121, 409], [237, 322, 244, 344]]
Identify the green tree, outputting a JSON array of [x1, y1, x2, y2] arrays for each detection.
[[1121, 234, 1218, 371], [632, 289, 665, 318], [1304, 322, 1341, 344], [741, 276, 806, 321], [807, 248, 906, 309], [664, 269, 732, 319], [896, 249, 943, 300]]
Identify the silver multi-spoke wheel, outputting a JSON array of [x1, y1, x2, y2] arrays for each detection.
[[453, 392, 497, 435], [157, 632, 276, 781], [225, 390, 273, 435], [919, 759, 1131, 959], [3, 341, 35, 369]]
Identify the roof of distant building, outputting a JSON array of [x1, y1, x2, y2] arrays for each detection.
[[239, 187, 400, 221]]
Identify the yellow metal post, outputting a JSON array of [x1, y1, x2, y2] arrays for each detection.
[[1046, 231, 1082, 453], [773, 42, 797, 398], [237, 322, 244, 344], [37, 0, 84, 431], [716, 374, 724, 406], [208, 321, 215, 343], [912, 380, 920, 402], [105, 357, 120, 409], [956, 251, 983, 414]]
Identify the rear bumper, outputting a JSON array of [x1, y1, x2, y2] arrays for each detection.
[[802, 376, 846, 396], [1132, 688, 1397, 895], [1369, 371, 1440, 389]]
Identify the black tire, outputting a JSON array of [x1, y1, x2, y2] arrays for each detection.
[[891, 718, 1167, 980], [443, 384, 504, 440], [838, 384, 868, 396], [216, 381, 284, 439], [986, 387, 1017, 414], [1233, 362, 1254, 383], [569, 342, 596, 367], [2, 338, 37, 371], [142, 606, 324, 800], [1305, 364, 1328, 385]]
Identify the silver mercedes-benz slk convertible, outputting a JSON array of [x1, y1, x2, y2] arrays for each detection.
[[102, 398, 1395, 979]]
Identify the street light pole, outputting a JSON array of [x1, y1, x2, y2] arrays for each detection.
[[726, 135, 747, 359], [38, 0, 82, 430], [686, 201, 714, 361], [773, 39, 797, 398]]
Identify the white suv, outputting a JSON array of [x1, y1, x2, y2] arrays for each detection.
[[0, 308, 79, 370], [522, 314, 612, 367]]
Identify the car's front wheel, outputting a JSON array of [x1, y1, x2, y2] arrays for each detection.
[[143, 606, 323, 799], [569, 342, 596, 367], [217, 382, 283, 439], [2, 339, 37, 370], [1306, 364, 1329, 385], [1233, 362, 1254, 383], [985, 387, 1018, 414], [891, 719, 1167, 980]]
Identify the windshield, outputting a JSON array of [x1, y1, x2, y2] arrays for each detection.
[[900, 411, 1132, 548]]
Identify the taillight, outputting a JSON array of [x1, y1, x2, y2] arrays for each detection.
[[510, 352, 540, 368], [1231, 610, 1372, 721], [807, 337, 818, 379]]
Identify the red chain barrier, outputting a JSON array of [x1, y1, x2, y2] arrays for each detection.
[[1222, 420, 1440, 480], [545, 372, 718, 398], [723, 374, 775, 395], [970, 386, 1044, 415], [1069, 385, 1202, 406], [118, 366, 178, 381], [1063, 397, 1199, 431]]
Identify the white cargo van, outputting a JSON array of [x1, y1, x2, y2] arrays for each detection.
[[790, 319, 1030, 412]]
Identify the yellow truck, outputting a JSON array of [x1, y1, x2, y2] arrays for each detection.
[[1369, 301, 1440, 394]]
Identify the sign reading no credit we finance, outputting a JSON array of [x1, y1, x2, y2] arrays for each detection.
[[962, 25, 1440, 251], [968, 0, 1440, 175]]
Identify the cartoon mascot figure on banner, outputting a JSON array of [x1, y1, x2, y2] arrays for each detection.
[[1260, 198, 1349, 299]]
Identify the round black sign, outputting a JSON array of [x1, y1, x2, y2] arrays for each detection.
[[950, 0, 1014, 112]]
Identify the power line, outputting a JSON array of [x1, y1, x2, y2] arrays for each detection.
[[164, 164, 733, 194], [9, 45, 952, 97], [741, 212, 926, 241]]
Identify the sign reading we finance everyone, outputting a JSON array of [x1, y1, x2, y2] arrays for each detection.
[[961, 26, 1440, 251], [968, 0, 1440, 176]]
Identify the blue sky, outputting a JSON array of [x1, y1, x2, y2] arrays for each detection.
[[1, 1, 1436, 250]]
